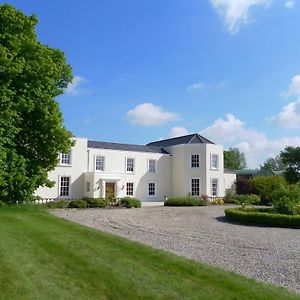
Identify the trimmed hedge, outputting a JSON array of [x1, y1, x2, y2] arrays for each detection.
[[119, 197, 141, 208], [225, 207, 300, 228], [48, 200, 69, 209], [164, 198, 208, 207], [68, 199, 88, 208], [86, 198, 107, 208]]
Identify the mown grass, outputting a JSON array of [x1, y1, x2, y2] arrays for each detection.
[[0, 205, 298, 300]]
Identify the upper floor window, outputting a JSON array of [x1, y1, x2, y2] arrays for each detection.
[[126, 158, 135, 172], [95, 156, 105, 171], [211, 154, 219, 170], [60, 176, 70, 197], [211, 178, 218, 196], [148, 182, 156, 196], [60, 152, 71, 165], [148, 159, 156, 173], [191, 154, 200, 168], [191, 178, 200, 196], [126, 182, 134, 196]]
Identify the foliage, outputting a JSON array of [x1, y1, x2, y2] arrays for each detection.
[[224, 189, 236, 204], [233, 194, 261, 205], [211, 198, 224, 205], [271, 184, 300, 215], [119, 197, 141, 208], [68, 199, 88, 208], [0, 207, 297, 299], [0, 4, 73, 204], [280, 146, 300, 184], [86, 198, 107, 208], [224, 147, 247, 170], [250, 176, 287, 204], [236, 178, 256, 195], [48, 200, 69, 209], [164, 197, 208, 206], [261, 155, 285, 171], [225, 207, 300, 228], [0, 200, 6, 207]]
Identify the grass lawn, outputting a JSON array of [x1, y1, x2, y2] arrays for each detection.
[[0, 206, 298, 300]]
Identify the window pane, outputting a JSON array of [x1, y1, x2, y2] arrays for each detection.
[[211, 154, 218, 169], [61, 153, 70, 165], [149, 182, 155, 195], [211, 178, 218, 196], [60, 176, 70, 196], [148, 159, 156, 172], [191, 154, 200, 168], [191, 179, 200, 196], [126, 182, 134, 196], [95, 156, 104, 171], [127, 158, 134, 172]]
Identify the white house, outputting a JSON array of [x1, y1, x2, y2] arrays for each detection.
[[35, 133, 236, 201]]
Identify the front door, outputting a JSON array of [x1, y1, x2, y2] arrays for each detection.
[[105, 182, 115, 200]]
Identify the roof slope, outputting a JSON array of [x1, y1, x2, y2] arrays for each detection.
[[88, 140, 168, 154], [147, 133, 214, 147]]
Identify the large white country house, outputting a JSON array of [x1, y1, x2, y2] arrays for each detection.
[[36, 133, 236, 202]]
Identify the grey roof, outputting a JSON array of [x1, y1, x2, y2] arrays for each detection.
[[88, 140, 169, 154], [147, 133, 214, 147], [224, 168, 236, 174]]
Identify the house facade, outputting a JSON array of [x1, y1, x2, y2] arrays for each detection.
[[35, 134, 236, 201]]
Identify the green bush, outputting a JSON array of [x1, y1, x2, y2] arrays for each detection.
[[250, 176, 287, 204], [225, 207, 300, 228], [164, 197, 208, 206], [68, 199, 88, 208], [48, 199, 69, 209], [224, 189, 236, 204], [233, 194, 261, 205], [119, 197, 141, 208], [86, 198, 107, 208], [271, 184, 300, 215], [0, 200, 7, 207]]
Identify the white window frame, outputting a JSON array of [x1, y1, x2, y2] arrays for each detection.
[[126, 182, 134, 196], [148, 182, 156, 196], [95, 155, 105, 171], [210, 154, 219, 170], [211, 178, 218, 197], [190, 178, 200, 197], [59, 176, 71, 198], [148, 159, 156, 173], [60, 152, 72, 166], [190, 153, 200, 168], [126, 157, 135, 173]]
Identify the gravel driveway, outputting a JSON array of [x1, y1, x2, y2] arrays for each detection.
[[52, 206, 300, 293]]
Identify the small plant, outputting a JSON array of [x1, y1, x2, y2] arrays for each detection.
[[68, 199, 88, 208], [87, 198, 107, 208], [211, 198, 224, 205], [224, 188, 236, 204], [119, 197, 141, 208], [233, 194, 261, 206]]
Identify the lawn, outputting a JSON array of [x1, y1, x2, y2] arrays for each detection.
[[0, 206, 298, 300]]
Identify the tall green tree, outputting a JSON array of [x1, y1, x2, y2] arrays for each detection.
[[280, 146, 300, 183], [0, 4, 73, 203], [224, 147, 246, 170], [261, 155, 285, 171]]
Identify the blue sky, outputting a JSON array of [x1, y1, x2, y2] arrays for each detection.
[[4, 0, 300, 167]]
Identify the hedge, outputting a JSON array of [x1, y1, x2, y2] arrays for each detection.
[[225, 207, 300, 228], [164, 198, 208, 207], [119, 197, 141, 208]]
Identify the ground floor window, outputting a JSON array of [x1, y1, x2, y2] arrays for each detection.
[[60, 176, 70, 197], [126, 182, 134, 196], [211, 178, 218, 196], [86, 181, 90, 192], [149, 182, 155, 196], [191, 178, 200, 196]]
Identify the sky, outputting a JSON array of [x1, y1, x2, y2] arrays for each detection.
[[4, 0, 300, 167]]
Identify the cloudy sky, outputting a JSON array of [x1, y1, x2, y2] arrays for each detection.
[[8, 0, 300, 167]]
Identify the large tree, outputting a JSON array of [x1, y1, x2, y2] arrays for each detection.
[[224, 147, 246, 170], [0, 4, 73, 203], [260, 155, 285, 171], [280, 146, 300, 183]]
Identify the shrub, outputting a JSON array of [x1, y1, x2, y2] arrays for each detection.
[[233, 194, 261, 206], [251, 176, 287, 205], [164, 198, 208, 206], [199, 195, 209, 206], [271, 184, 300, 215], [87, 198, 107, 208], [211, 198, 224, 205], [68, 199, 88, 208], [48, 199, 69, 209], [224, 189, 236, 204], [225, 207, 300, 228], [119, 197, 141, 208], [0, 200, 6, 207], [236, 178, 256, 195]]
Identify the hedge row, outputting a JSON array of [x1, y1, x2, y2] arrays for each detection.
[[164, 198, 208, 207], [225, 207, 300, 228]]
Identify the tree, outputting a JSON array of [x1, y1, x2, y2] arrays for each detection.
[[224, 147, 246, 170], [0, 5, 73, 203], [280, 146, 300, 184], [261, 155, 285, 171]]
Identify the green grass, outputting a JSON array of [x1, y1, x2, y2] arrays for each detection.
[[0, 206, 298, 300]]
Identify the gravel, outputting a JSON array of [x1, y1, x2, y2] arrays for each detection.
[[52, 206, 300, 294]]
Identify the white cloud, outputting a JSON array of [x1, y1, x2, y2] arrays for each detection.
[[285, 1, 295, 9], [283, 75, 300, 97], [66, 76, 88, 96], [170, 127, 189, 137], [126, 103, 179, 126], [200, 113, 300, 168], [210, 0, 271, 34], [187, 82, 205, 91]]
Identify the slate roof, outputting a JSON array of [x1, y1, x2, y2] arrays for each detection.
[[87, 140, 169, 154], [146, 133, 214, 147], [224, 168, 236, 174]]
